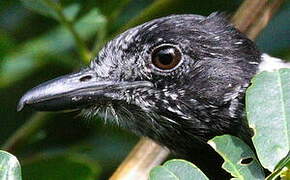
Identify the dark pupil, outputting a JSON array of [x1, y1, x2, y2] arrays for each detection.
[[157, 49, 173, 65]]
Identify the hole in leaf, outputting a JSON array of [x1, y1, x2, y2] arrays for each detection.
[[80, 75, 92, 82], [240, 157, 254, 165]]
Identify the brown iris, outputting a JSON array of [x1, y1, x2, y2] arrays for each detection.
[[151, 45, 182, 70]]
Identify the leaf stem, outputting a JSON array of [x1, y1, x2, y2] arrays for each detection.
[[43, 0, 91, 63], [2, 112, 51, 153]]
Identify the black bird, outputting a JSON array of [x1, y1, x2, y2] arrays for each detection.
[[17, 13, 289, 178]]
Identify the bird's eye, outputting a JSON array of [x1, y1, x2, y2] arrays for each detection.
[[151, 45, 182, 70]]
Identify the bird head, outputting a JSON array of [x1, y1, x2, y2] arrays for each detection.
[[18, 13, 260, 151]]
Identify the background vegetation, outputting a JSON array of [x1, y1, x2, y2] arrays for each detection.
[[1, 0, 290, 179]]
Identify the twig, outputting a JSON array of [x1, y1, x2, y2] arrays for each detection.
[[231, 0, 284, 39], [246, 0, 284, 40], [109, 137, 170, 180], [43, 0, 91, 63], [2, 112, 51, 153], [231, 0, 268, 33], [110, 0, 285, 179]]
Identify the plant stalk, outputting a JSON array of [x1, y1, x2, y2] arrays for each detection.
[[43, 0, 91, 63]]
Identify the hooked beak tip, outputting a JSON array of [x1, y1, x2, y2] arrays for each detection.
[[17, 94, 30, 112], [17, 102, 24, 112]]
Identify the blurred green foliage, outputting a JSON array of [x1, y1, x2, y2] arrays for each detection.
[[0, 0, 290, 179]]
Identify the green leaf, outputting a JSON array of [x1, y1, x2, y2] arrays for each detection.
[[208, 135, 265, 180], [22, 153, 100, 180], [0, 8, 106, 88], [266, 153, 290, 180], [246, 68, 290, 171], [20, 0, 59, 20], [150, 166, 178, 180], [149, 159, 209, 180], [62, 3, 81, 22], [0, 150, 22, 180], [21, 1, 80, 21]]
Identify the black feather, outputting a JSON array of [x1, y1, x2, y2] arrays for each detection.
[[85, 13, 261, 178]]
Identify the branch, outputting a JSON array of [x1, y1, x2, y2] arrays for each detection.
[[231, 0, 268, 33], [231, 0, 284, 39], [246, 0, 284, 40], [2, 112, 51, 153], [109, 137, 169, 180]]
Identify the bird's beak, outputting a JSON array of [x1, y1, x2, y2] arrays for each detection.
[[17, 68, 152, 111]]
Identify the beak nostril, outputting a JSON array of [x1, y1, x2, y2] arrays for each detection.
[[80, 75, 92, 82]]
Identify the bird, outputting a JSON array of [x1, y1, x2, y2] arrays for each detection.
[[17, 13, 290, 178]]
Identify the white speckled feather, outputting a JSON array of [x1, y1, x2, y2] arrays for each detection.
[[258, 54, 290, 72]]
